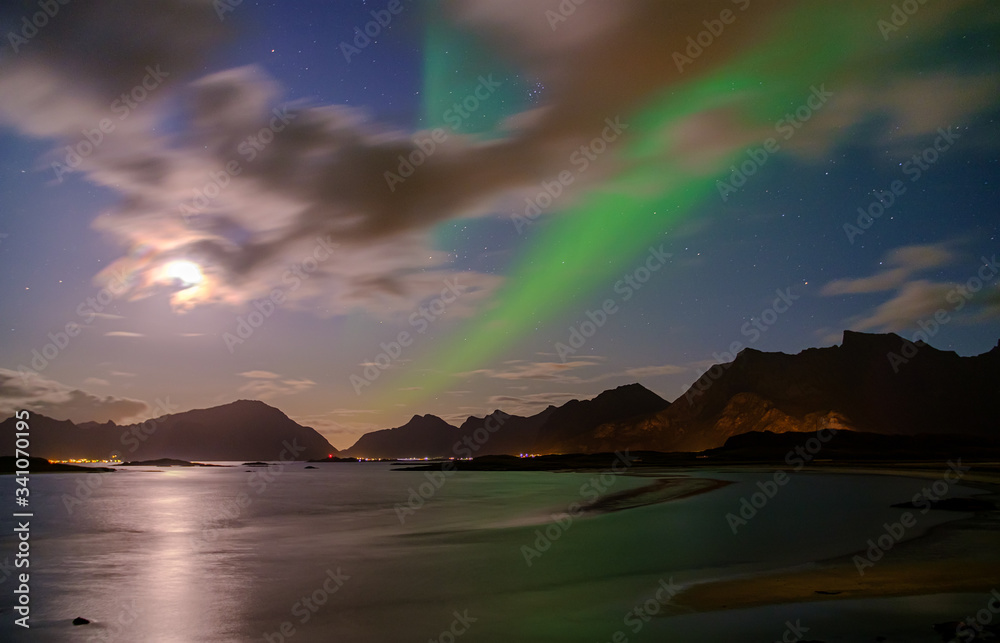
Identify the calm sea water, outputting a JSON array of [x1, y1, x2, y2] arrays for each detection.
[[0, 463, 988, 642]]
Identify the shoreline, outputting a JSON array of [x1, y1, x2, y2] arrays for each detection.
[[583, 476, 734, 514], [665, 467, 1000, 614]]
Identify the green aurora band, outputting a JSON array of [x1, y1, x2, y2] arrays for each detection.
[[380, 2, 898, 408]]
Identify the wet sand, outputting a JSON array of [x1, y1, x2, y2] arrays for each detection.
[[583, 475, 734, 514], [670, 466, 1000, 613]]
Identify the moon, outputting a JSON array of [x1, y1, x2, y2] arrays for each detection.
[[163, 260, 204, 288]]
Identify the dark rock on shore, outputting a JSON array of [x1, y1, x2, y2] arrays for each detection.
[[120, 458, 223, 467]]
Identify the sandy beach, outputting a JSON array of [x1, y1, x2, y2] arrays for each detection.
[[669, 465, 1000, 616]]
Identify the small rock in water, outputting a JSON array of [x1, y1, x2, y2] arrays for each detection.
[[72, 617, 91, 625]]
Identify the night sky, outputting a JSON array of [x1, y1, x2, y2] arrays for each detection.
[[0, 0, 997, 449]]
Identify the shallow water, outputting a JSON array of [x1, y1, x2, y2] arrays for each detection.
[[0, 463, 988, 642]]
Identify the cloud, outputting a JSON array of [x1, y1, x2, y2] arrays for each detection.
[[0, 0, 225, 139], [779, 73, 1000, 158], [82, 377, 111, 387], [0, 1, 505, 318], [463, 358, 603, 382], [486, 391, 585, 416], [1, 0, 996, 325], [236, 375, 315, 399], [463, 357, 688, 389], [618, 364, 688, 379], [849, 280, 955, 332], [0, 369, 149, 423], [239, 370, 281, 379], [822, 243, 954, 295], [975, 289, 1000, 322], [823, 244, 999, 333], [329, 408, 379, 417], [105, 331, 145, 337]]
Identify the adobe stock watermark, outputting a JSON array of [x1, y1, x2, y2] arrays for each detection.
[[52, 65, 170, 182], [853, 459, 970, 576], [683, 286, 799, 405], [545, 0, 587, 31], [16, 268, 131, 384], [222, 235, 338, 353], [878, 0, 932, 41], [726, 426, 837, 535], [214, 0, 244, 22], [673, 0, 753, 73], [511, 116, 628, 234], [191, 439, 307, 552], [179, 106, 295, 223], [886, 254, 999, 373], [844, 126, 961, 244], [395, 412, 510, 524], [597, 578, 682, 643], [554, 245, 671, 362], [349, 277, 464, 395], [384, 75, 504, 192], [5, 0, 70, 54], [717, 84, 833, 202], [953, 588, 1000, 642], [262, 567, 350, 643], [61, 397, 179, 515], [521, 450, 635, 566], [428, 610, 476, 643], [774, 619, 813, 643], [339, 0, 413, 63]]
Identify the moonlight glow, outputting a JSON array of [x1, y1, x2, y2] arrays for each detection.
[[163, 260, 204, 288]]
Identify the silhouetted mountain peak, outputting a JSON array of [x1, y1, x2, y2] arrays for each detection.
[[458, 410, 508, 431], [592, 383, 665, 404], [531, 383, 670, 453], [405, 414, 450, 427], [842, 329, 906, 349], [0, 400, 336, 460], [227, 399, 285, 412]]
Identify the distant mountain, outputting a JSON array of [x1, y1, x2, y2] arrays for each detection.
[[0, 400, 336, 461], [530, 384, 671, 454], [10, 332, 995, 461], [341, 384, 669, 459], [565, 331, 1000, 453], [458, 408, 554, 457], [342, 414, 458, 459], [341, 408, 555, 459]]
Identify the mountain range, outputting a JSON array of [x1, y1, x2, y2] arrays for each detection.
[[3, 332, 997, 461], [0, 399, 336, 461], [341, 330, 999, 457]]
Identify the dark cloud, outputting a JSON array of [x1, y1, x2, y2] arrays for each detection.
[[822, 244, 954, 295], [0, 369, 150, 423], [486, 391, 584, 416], [236, 371, 316, 400], [0, 0, 996, 321], [823, 245, 999, 333]]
